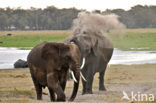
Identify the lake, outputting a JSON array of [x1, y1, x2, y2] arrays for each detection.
[[0, 47, 156, 69]]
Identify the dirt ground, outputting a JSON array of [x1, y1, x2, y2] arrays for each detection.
[[0, 64, 156, 103]]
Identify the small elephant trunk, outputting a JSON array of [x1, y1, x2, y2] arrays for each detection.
[[68, 63, 80, 101]]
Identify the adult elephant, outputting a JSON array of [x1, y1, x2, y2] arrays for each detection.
[[64, 32, 114, 94], [27, 41, 83, 101]]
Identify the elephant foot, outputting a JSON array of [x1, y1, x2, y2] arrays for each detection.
[[37, 98, 42, 100], [57, 98, 66, 102], [82, 92, 85, 95], [82, 90, 93, 95], [57, 94, 66, 101], [99, 86, 106, 91]]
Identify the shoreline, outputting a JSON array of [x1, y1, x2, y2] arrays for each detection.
[[1, 47, 156, 69], [0, 63, 156, 70]]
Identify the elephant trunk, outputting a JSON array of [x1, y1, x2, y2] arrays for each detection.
[[68, 63, 80, 101]]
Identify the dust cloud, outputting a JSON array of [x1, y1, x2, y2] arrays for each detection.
[[71, 12, 126, 36]]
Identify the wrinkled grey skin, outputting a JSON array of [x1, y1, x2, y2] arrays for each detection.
[[64, 32, 113, 94]]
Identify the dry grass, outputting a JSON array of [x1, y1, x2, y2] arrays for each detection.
[[0, 30, 72, 36], [105, 64, 156, 84], [0, 64, 156, 103]]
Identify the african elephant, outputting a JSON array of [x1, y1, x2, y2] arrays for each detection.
[[27, 41, 83, 101], [64, 32, 114, 94]]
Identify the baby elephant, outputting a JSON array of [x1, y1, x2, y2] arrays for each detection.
[[27, 42, 83, 102]]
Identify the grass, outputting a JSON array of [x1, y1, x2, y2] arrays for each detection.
[[0, 64, 156, 103], [0, 30, 71, 49], [109, 28, 156, 51], [0, 29, 156, 51]]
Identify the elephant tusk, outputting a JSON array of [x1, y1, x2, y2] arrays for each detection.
[[71, 71, 78, 83], [80, 71, 87, 82], [80, 57, 85, 69]]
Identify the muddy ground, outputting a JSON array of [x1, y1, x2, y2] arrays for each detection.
[[0, 64, 156, 103]]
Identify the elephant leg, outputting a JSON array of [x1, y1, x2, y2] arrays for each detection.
[[47, 73, 66, 101], [82, 79, 87, 95], [81, 69, 87, 94], [99, 68, 107, 91], [30, 71, 42, 100], [60, 81, 67, 92], [31, 75, 42, 100], [29, 65, 43, 100], [85, 73, 94, 94], [81, 66, 94, 94], [48, 87, 55, 101], [36, 83, 42, 100], [60, 71, 68, 92]]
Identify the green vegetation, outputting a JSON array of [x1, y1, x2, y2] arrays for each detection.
[[0, 29, 156, 51], [1, 5, 156, 30], [109, 29, 156, 51], [0, 34, 68, 48], [0, 31, 71, 49]]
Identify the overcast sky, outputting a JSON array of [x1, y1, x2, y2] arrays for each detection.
[[0, 0, 156, 11]]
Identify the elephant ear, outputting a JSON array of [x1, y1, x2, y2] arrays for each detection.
[[41, 42, 57, 60], [71, 35, 98, 56], [58, 43, 70, 56], [41, 42, 70, 60]]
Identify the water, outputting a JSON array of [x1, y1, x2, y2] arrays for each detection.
[[0, 47, 156, 69], [0, 47, 30, 69], [109, 48, 156, 65]]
